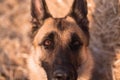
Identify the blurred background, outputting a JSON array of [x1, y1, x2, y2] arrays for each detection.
[[0, 0, 120, 80]]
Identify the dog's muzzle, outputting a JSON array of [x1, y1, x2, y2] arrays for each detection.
[[52, 65, 77, 80]]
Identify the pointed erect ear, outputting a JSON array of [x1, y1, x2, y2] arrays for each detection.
[[72, 0, 88, 18], [31, 0, 51, 38], [31, 0, 50, 21], [71, 0, 89, 39]]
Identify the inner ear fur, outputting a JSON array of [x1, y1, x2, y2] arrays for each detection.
[[31, 0, 51, 38], [31, 0, 51, 23]]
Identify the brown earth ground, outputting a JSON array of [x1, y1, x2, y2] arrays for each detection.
[[0, 0, 120, 80]]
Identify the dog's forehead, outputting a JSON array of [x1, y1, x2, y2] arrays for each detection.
[[33, 17, 87, 45]]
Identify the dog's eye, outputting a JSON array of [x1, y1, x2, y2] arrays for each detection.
[[44, 39, 52, 46], [70, 40, 82, 51], [43, 39, 54, 49]]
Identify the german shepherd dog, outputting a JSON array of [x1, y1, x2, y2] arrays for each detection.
[[28, 0, 94, 80]]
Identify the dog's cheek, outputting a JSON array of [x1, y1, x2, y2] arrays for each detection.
[[27, 47, 48, 80], [80, 46, 89, 64], [35, 46, 47, 61]]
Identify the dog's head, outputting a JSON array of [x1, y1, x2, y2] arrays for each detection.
[[31, 0, 89, 80]]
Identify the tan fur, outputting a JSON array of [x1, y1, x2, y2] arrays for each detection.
[[77, 47, 94, 80], [27, 47, 47, 80]]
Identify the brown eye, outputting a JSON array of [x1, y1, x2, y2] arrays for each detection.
[[73, 41, 80, 46], [44, 39, 52, 46], [70, 40, 82, 51], [71, 40, 81, 48], [42, 39, 54, 50]]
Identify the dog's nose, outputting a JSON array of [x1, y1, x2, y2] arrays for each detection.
[[53, 70, 68, 80]]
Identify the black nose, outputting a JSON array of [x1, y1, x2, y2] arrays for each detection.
[[53, 70, 68, 80]]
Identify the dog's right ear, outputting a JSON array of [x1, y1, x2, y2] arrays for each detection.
[[31, 0, 50, 22]]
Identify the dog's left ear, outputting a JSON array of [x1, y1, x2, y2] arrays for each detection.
[[71, 0, 89, 38]]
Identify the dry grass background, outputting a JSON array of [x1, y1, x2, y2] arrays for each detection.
[[0, 0, 120, 80]]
